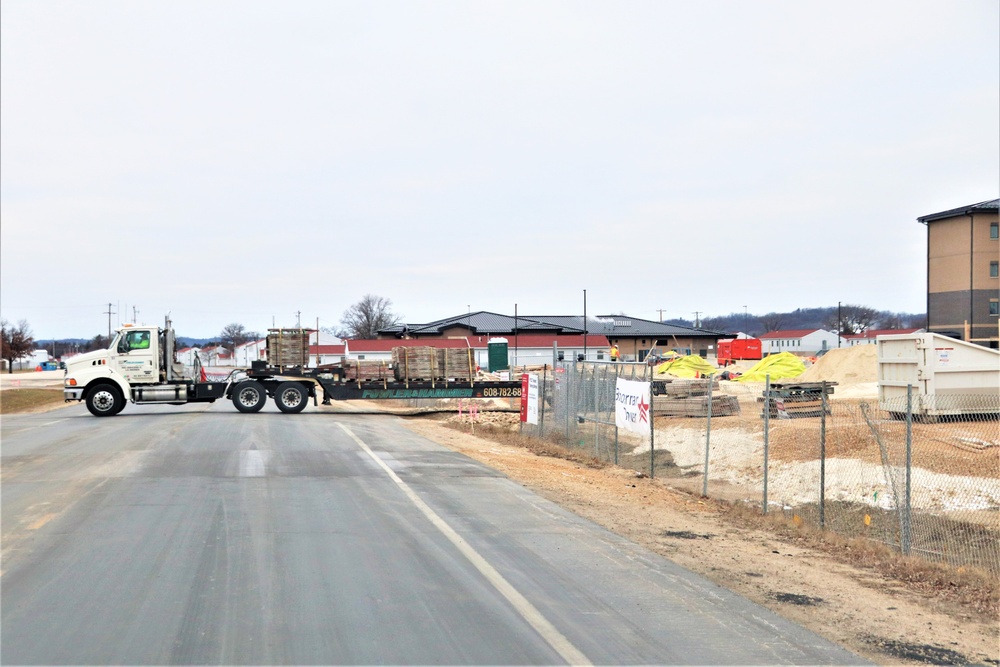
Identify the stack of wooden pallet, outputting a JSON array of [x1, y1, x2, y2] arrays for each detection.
[[651, 378, 741, 417], [266, 329, 312, 368], [759, 382, 835, 418], [343, 360, 392, 381], [391, 347, 475, 381]]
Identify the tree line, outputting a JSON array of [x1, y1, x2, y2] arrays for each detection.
[[680, 304, 925, 337]]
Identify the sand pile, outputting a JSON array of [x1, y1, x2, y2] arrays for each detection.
[[795, 345, 878, 384]]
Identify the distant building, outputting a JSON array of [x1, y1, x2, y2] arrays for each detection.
[[918, 198, 999, 348], [379, 311, 725, 362], [841, 328, 923, 346], [759, 329, 840, 355]]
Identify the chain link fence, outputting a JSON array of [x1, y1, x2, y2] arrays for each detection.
[[519, 362, 1000, 577]]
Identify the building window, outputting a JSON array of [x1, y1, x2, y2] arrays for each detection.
[[991, 300, 999, 316], [991, 261, 999, 278], [597, 351, 604, 360], [992, 222, 999, 239]]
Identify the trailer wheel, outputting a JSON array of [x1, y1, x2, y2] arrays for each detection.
[[232, 381, 267, 413], [87, 383, 123, 417], [274, 382, 309, 414]]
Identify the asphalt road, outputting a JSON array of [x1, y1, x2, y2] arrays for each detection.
[[1, 399, 866, 665]]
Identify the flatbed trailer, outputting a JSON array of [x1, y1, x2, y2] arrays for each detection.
[[235, 364, 523, 413]]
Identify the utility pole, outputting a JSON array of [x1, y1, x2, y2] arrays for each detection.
[[837, 301, 842, 348], [296, 311, 301, 329], [133, 306, 138, 323], [104, 303, 115, 339], [583, 289, 587, 361], [656, 309, 667, 322], [743, 305, 748, 337], [692, 311, 701, 328]]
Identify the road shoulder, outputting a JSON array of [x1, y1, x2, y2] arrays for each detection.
[[402, 418, 999, 667]]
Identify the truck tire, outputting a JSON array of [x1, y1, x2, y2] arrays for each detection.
[[87, 383, 124, 417], [232, 381, 267, 413], [274, 382, 309, 414]]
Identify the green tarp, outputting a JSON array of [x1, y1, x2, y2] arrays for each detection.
[[654, 354, 717, 378], [735, 352, 805, 382]]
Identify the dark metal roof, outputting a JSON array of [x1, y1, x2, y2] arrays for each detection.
[[917, 199, 999, 224], [382, 312, 725, 339]]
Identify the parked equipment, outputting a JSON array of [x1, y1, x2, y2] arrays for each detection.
[[877, 332, 1000, 419], [716, 338, 762, 366], [64, 317, 522, 417]]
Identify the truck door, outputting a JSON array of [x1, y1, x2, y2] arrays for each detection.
[[113, 329, 158, 383]]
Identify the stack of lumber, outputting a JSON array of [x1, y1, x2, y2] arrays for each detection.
[[267, 329, 311, 368], [653, 394, 741, 417], [651, 378, 741, 417], [343, 360, 392, 381], [759, 382, 835, 418], [392, 347, 475, 381]]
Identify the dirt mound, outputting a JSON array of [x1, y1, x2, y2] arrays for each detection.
[[795, 345, 878, 384]]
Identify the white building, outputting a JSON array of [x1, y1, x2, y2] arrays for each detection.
[[758, 329, 841, 355], [233, 340, 267, 367]]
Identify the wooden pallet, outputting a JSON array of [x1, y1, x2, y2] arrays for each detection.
[[392, 347, 476, 381], [654, 394, 741, 417]]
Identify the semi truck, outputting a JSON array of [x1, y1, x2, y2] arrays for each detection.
[[64, 317, 522, 417]]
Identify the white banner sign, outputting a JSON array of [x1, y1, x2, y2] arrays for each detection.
[[526, 373, 539, 424], [615, 378, 651, 436]]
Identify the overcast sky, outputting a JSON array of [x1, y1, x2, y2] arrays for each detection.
[[2, 1, 997, 339]]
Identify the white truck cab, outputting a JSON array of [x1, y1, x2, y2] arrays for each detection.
[[64, 321, 210, 416]]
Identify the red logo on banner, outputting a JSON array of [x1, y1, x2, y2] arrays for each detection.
[[638, 396, 650, 424]]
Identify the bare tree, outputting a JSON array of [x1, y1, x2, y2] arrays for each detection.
[[1, 319, 35, 373], [220, 323, 259, 351], [339, 295, 400, 339], [758, 312, 784, 333], [824, 304, 879, 334], [877, 312, 906, 330], [85, 334, 112, 352]]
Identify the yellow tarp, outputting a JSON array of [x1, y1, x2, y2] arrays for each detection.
[[735, 352, 806, 382], [654, 354, 717, 378]]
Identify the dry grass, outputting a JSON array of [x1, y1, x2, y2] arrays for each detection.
[[443, 418, 1000, 619], [0, 388, 67, 415], [717, 499, 999, 617]]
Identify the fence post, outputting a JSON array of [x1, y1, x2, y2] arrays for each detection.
[[565, 362, 572, 442], [820, 380, 827, 530], [763, 374, 770, 514], [903, 384, 913, 556], [593, 365, 600, 459], [649, 378, 655, 479], [539, 365, 547, 436], [702, 376, 713, 497]]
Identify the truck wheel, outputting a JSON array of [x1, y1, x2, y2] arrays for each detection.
[[87, 383, 123, 417], [274, 382, 309, 414], [232, 381, 267, 413]]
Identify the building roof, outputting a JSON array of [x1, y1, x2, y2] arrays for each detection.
[[465, 333, 610, 349], [345, 338, 471, 352], [308, 344, 346, 354], [758, 329, 828, 339], [917, 199, 999, 224], [381, 311, 724, 339]]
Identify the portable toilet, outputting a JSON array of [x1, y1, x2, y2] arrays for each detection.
[[487, 337, 509, 372]]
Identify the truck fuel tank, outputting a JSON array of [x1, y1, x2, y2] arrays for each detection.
[[133, 385, 189, 404]]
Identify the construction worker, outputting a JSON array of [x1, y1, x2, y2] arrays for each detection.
[[610, 344, 620, 361]]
